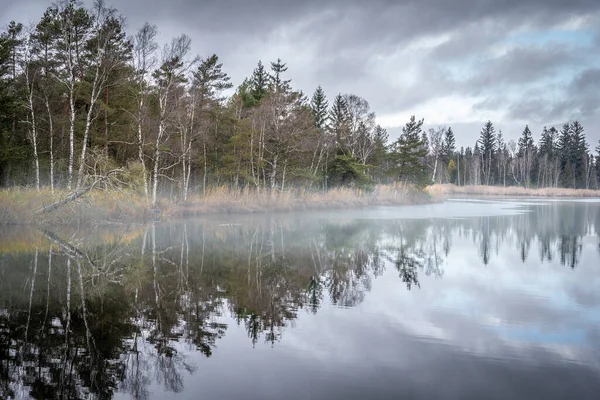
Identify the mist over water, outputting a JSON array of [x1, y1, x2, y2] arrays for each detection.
[[1, 199, 600, 399]]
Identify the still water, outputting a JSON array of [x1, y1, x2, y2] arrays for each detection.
[[1, 199, 600, 399]]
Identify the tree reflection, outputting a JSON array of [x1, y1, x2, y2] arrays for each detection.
[[1, 201, 599, 398]]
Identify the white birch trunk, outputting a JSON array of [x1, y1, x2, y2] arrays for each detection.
[[152, 121, 164, 208], [203, 143, 207, 197], [76, 64, 102, 189], [67, 69, 76, 190], [137, 96, 149, 198], [26, 69, 40, 191], [45, 97, 55, 193]]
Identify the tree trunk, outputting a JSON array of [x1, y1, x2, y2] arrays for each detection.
[[203, 143, 207, 197], [67, 70, 76, 191], [270, 155, 278, 190], [45, 96, 55, 193], [77, 65, 102, 189], [26, 71, 40, 191], [457, 155, 460, 186], [281, 159, 287, 192], [152, 97, 166, 208], [432, 155, 438, 184], [137, 96, 149, 199]]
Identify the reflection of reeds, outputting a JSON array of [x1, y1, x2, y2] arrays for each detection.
[[1, 184, 438, 224], [0, 226, 49, 253], [428, 184, 600, 198], [0, 223, 145, 254]]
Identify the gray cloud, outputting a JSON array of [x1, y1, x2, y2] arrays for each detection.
[[1, 0, 599, 145], [467, 46, 584, 91]]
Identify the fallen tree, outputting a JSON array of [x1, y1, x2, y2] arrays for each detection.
[[34, 169, 124, 215]]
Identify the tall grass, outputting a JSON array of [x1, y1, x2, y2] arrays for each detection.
[[176, 183, 436, 216], [0, 187, 150, 225], [0, 183, 436, 225], [429, 184, 600, 198]]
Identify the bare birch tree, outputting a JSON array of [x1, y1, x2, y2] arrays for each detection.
[[76, 0, 130, 189], [151, 34, 195, 208], [131, 22, 158, 199]]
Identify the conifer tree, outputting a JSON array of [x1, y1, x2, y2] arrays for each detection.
[[517, 125, 535, 188], [570, 121, 588, 188], [477, 121, 496, 185], [441, 127, 456, 160], [249, 60, 268, 104], [389, 116, 428, 187], [193, 54, 232, 102], [310, 85, 328, 130], [269, 58, 291, 94], [558, 123, 573, 187], [329, 94, 349, 153], [309, 85, 330, 177]]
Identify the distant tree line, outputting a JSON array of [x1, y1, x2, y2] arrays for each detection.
[[434, 120, 600, 190], [1, 0, 600, 206]]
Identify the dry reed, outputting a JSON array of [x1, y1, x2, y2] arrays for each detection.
[[429, 184, 600, 198], [0, 187, 149, 225], [1, 183, 438, 225], [174, 183, 436, 216]]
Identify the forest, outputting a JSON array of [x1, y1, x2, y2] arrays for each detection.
[[1, 0, 600, 209]]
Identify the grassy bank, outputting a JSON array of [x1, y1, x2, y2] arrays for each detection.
[[0, 183, 439, 225], [0, 187, 151, 225], [430, 184, 600, 198]]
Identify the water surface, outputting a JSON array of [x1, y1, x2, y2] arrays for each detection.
[[1, 199, 599, 399]]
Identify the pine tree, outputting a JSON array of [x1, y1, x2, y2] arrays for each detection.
[[329, 94, 349, 153], [0, 21, 25, 186], [249, 60, 268, 104], [193, 54, 232, 102], [517, 125, 534, 156], [477, 120, 496, 185], [441, 127, 456, 182], [518, 125, 535, 188], [310, 86, 328, 130], [496, 130, 509, 187], [269, 58, 291, 94], [368, 124, 390, 181], [0, 32, 14, 184], [441, 127, 456, 160], [539, 126, 556, 157], [558, 123, 573, 187], [389, 116, 428, 187], [538, 126, 558, 187], [188, 54, 232, 199], [570, 121, 588, 188]]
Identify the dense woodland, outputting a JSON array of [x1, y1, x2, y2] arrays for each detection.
[[1, 0, 600, 207]]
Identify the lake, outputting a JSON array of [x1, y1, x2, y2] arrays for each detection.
[[1, 199, 600, 399]]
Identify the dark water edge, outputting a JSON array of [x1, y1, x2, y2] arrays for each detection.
[[1, 199, 600, 399]]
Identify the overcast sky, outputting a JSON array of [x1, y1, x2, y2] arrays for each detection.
[[2, 0, 599, 147]]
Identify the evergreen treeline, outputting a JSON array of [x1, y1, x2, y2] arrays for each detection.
[[1, 1, 600, 207], [446, 121, 600, 190]]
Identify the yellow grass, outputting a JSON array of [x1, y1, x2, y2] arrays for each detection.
[[0, 187, 150, 225], [0, 183, 438, 225], [172, 183, 436, 216], [429, 184, 600, 198]]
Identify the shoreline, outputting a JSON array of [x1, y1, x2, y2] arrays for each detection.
[[6, 183, 598, 226], [429, 184, 600, 199], [0, 184, 439, 226]]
